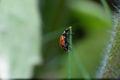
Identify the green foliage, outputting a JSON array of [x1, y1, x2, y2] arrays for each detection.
[[0, 0, 115, 79], [37, 0, 112, 79], [69, 0, 111, 30], [60, 0, 112, 78]]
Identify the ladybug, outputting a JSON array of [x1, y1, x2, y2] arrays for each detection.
[[60, 26, 72, 51]]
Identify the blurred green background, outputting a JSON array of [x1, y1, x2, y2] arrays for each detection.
[[0, 0, 113, 79], [33, 0, 112, 79]]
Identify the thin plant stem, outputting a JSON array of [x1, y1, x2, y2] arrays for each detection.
[[73, 49, 90, 79], [67, 26, 72, 79], [68, 50, 71, 78]]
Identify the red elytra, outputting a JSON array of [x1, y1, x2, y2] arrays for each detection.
[[60, 35, 67, 51]]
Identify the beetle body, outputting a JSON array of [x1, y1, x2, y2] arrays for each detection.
[[60, 26, 71, 51]]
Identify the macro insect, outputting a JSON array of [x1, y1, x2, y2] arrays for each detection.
[[60, 26, 72, 51]]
